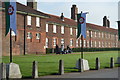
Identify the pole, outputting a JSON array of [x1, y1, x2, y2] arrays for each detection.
[[81, 35, 84, 59], [10, 28, 12, 62], [23, 15, 26, 55]]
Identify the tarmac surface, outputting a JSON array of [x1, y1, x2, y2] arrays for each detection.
[[40, 68, 119, 78]]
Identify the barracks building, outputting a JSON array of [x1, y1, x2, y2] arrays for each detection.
[[1, 0, 118, 56]]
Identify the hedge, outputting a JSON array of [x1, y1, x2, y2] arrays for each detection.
[[46, 48, 120, 54]]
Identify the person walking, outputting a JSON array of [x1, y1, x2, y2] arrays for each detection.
[[61, 44, 64, 54], [55, 44, 60, 54]]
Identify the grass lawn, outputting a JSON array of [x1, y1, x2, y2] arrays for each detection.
[[2, 51, 118, 77]]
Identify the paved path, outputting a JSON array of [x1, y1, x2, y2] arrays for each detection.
[[40, 68, 118, 78]]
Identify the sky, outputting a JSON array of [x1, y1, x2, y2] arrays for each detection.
[[16, 0, 120, 29]]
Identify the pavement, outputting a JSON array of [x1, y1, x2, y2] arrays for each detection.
[[40, 68, 119, 78]]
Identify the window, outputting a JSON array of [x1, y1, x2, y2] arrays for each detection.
[[61, 39, 64, 45], [87, 30, 89, 36], [53, 25, 56, 33], [87, 41, 89, 48], [102, 32, 104, 38], [27, 32, 32, 39], [91, 40, 92, 47], [102, 42, 104, 47], [27, 16, 31, 25], [99, 32, 101, 38], [99, 41, 101, 47], [76, 29, 78, 35], [61, 26, 64, 34], [95, 41, 97, 47], [91, 31, 92, 37], [46, 24, 48, 32], [95, 32, 96, 37], [76, 40, 78, 47], [70, 28, 72, 35], [84, 40, 86, 47], [36, 17, 40, 27], [53, 38, 57, 47], [80, 39, 82, 47], [46, 38, 49, 48], [70, 39, 73, 47], [36, 33, 40, 39]]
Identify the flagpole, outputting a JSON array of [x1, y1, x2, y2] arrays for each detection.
[[81, 35, 84, 59], [23, 14, 26, 55], [10, 28, 12, 63]]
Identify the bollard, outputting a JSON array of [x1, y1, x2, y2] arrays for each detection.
[[110, 57, 114, 68], [32, 61, 38, 78], [78, 58, 83, 72], [96, 57, 100, 70], [1, 63, 6, 79], [59, 60, 64, 75]]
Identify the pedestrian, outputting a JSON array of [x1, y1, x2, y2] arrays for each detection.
[[61, 44, 64, 54], [67, 45, 72, 53], [55, 44, 60, 54]]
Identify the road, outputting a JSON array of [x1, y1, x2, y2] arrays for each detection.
[[40, 68, 119, 78]]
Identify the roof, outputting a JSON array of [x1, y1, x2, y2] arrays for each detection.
[[46, 14, 77, 27], [2, 2, 49, 18], [87, 23, 118, 34], [46, 14, 118, 34]]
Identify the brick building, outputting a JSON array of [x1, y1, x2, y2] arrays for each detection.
[[1, 1, 118, 56]]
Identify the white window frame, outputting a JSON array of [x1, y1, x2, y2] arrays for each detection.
[[27, 32, 32, 39], [102, 32, 104, 38], [76, 29, 78, 36], [36, 33, 40, 39], [87, 41, 89, 48], [53, 38, 57, 47], [27, 16, 31, 25], [46, 24, 48, 32], [76, 39, 78, 47], [84, 40, 86, 47], [99, 32, 101, 38], [53, 25, 56, 33], [95, 41, 97, 47], [61, 38, 64, 45], [61, 26, 64, 34], [46, 38, 49, 48], [91, 31, 92, 37], [99, 41, 101, 47], [91, 40, 93, 47], [95, 31, 96, 37], [70, 28, 73, 35], [70, 39, 73, 47], [87, 30, 89, 36], [80, 39, 82, 47], [36, 17, 40, 27]]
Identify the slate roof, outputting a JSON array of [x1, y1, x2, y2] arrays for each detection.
[[2, 2, 49, 18], [46, 13, 118, 34]]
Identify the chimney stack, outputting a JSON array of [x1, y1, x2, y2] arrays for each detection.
[[60, 13, 64, 21], [103, 16, 110, 28], [27, 0, 37, 10], [71, 5, 78, 20]]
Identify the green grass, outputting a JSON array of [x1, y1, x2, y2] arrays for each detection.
[[2, 51, 118, 77]]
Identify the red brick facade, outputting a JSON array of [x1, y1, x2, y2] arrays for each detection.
[[1, 2, 118, 56]]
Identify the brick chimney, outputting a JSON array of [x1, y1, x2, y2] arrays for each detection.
[[107, 19, 110, 28], [103, 16, 110, 28], [60, 13, 64, 21], [71, 5, 78, 20], [27, 0, 37, 10]]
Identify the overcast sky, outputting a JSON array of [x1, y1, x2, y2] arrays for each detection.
[[17, 0, 120, 29]]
